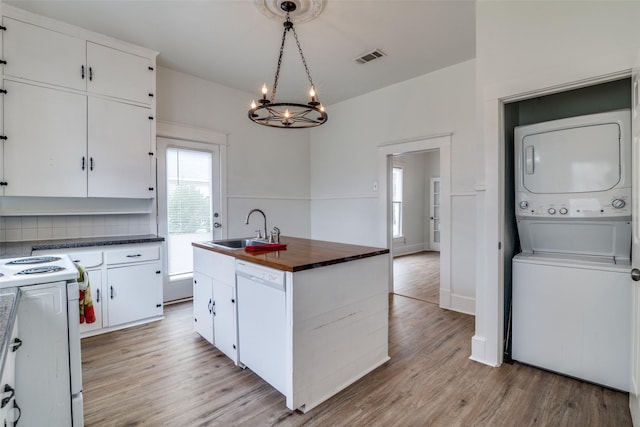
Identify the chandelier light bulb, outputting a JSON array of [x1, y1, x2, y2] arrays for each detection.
[[309, 87, 316, 100], [250, 100, 257, 109], [284, 109, 290, 118], [261, 84, 268, 99]]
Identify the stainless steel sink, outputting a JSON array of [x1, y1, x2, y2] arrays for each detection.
[[203, 238, 269, 250]]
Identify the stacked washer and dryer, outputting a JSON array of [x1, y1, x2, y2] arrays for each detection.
[[512, 109, 632, 391]]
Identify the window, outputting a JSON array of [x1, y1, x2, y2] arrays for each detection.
[[166, 147, 213, 276], [392, 167, 403, 238]]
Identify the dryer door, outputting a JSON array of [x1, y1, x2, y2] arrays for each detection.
[[519, 122, 621, 194]]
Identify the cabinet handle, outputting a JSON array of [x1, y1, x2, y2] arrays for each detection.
[[10, 338, 22, 352], [81, 65, 85, 79], [0, 60, 6, 65], [81, 156, 85, 171], [96, 288, 100, 303], [126, 254, 142, 258], [156, 304, 162, 308], [110, 286, 114, 299], [0, 89, 7, 94], [89, 66, 93, 81], [90, 157, 94, 171], [1, 384, 14, 409], [0, 135, 7, 140], [208, 298, 213, 314]]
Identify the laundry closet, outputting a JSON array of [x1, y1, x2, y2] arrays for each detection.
[[503, 78, 632, 391]]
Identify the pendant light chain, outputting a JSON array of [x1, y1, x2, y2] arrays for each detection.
[[291, 20, 317, 99], [270, 12, 318, 104], [270, 13, 290, 103]]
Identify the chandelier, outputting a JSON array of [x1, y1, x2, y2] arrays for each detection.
[[248, 0, 328, 128]]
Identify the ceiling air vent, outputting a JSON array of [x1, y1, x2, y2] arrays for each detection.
[[355, 49, 386, 64]]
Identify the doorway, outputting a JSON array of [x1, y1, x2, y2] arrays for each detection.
[[377, 134, 451, 310], [390, 150, 441, 304]]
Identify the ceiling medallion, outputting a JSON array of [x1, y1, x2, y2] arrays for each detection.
[[254, 0, 326, 24], [249, 0, 328, 129]]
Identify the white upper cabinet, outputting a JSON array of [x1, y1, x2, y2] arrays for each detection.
[[2, 17, 154, 105], [2, 17, 86, 91], [86, 42, 152, 104], [0, 5, 158, 201], [3, 80, 87, 197], [88, 97, 153, 198]]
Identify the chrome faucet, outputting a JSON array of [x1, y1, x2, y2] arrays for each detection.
[[245, 209, 267, 240]]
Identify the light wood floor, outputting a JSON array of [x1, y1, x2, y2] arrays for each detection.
[[81, 296, 631, 426], [394, 251, 440, 304]]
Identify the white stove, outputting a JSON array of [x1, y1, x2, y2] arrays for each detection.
[[0, 255, 78, 287], [0, 254, 83, 426]]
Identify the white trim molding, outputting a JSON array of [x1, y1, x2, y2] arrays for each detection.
[[378, 134, 453, 310]]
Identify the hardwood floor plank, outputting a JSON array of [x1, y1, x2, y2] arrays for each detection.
[[393, 251, 440, 303], [81, 296, 631, 426]]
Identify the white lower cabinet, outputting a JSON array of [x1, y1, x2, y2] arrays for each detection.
[[0, 316, 19, 427], [34, 242, 164, 337], [192, 247, 238, 364], [193, 271, 214, 345], [212, 279, 237, 362], [107, 262, 162, 326]]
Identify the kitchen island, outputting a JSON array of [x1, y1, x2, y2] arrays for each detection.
[[192, 236, 390, 413]]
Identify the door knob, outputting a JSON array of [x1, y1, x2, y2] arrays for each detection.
[[632, 268, 640, 282], [213, 222, 222, 229]]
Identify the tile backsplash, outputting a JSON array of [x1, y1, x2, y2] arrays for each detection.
[[0, 214, 156, 242]]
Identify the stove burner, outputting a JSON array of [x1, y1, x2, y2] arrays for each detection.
[[7, 256, 62, 265], [16, 266, 65, 275]]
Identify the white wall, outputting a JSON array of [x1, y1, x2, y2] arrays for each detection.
[[473, 0, 640, 366], [392, 151, 440, 256], [156, 67, 312, 239], [309, 59, 477, 312]]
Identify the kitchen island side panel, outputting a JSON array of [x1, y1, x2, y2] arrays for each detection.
[[287, 253, 390, 412]]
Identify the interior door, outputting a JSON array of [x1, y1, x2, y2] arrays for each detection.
[[629, 62, 640, 425], [429, 177, 441, 251]]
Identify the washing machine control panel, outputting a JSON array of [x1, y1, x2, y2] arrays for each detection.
[[516, 191, 631, 219]]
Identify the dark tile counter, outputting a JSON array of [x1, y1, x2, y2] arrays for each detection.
[[0, 234, 165, 258]]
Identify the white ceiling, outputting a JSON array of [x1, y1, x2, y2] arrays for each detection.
[[4, 0, 476, 106]]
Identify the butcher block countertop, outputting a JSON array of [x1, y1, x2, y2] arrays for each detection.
[[192, 236, 389, 272]]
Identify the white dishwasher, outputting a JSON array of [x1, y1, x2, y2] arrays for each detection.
[[236, 260, 286, 394]]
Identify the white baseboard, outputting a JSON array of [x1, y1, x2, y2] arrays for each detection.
[[392, 243, 428, 257]]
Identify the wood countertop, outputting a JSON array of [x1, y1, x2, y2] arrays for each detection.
[[192, 236, 389, 272]]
